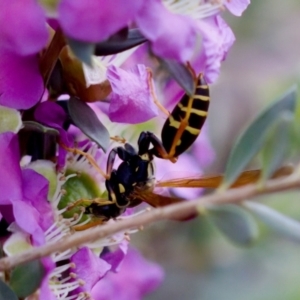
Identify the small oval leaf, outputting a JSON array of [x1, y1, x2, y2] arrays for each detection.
[[68, 97, 110, 152], [206, 204, 259, 246], [244, 201, 300, 242], [260, 112, 293, 182], [10, 260, 45, 298], [157, 58, 195, 96], [67, 38, 95, 66], [222, 86, 297, 189], [95, 29, 147, 56], [0, 280, 18, 300]]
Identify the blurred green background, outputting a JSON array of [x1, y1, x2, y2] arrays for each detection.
[[132, 1, 300, 299]]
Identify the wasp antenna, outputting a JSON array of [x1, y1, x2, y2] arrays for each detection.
[[59, 141, 109, 179]]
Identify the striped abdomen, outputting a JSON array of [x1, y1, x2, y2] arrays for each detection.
[[161, 74, 210, 158]]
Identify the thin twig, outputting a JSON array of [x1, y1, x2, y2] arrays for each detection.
[[0, 173, 299, 271]]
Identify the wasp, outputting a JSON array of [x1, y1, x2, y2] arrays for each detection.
[[67, 72, 293, 230], [63, 72, 295, 231], [62, 72, 211, 229]]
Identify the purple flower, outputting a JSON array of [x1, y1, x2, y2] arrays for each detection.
[[58, 0, 143, 42], [101, 239, 129, 272], [225, 0, 251, 16], [34, 101, 69, 146], [107, 64, 159, 123], [193, 15, 235, 83], [0, 0, 48, 55], [34, 101, 71, 169], [136, 0, 199, 62], [91, 248, 164, 300], [70, 247, 111, 294], [0, 132, 54, 245], [0, 0, 48, 109]]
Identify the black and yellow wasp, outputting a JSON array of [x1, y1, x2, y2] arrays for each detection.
[[63, 72, 210, 229], [64, 72, 293, 230]]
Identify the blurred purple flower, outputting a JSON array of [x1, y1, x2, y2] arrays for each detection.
[[91, 248, 164, 300], [0, 0, 48, 109], [70, 247, 111, 294], [225, 0, 251, 16], [0, 0, 48, 55], [58, 0, 143, 42], [136, 0, 198, 62], [101, 239, 129, 272], [0, 51, 45, 109], [193, 15, 235, 83]]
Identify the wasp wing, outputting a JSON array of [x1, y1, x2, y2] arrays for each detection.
[[156, 165, 293, 189], [131, 189, 184, 208]]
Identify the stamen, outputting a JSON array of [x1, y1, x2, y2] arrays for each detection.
[[50, 280, 80, 299], [53, 249, 73, 262]]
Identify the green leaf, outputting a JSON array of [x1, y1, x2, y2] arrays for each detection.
[[222, 86, 297, 189], [10, 260, 45, 298], [206, 204, 259, 246], [157, 58, 195, 96], [244, 201, 300, 242], [68, 97, 110, 152], [259, 112, 293, 182], [0, 280, 18, 300], [67, 38, 95, 66], [22, 121, 59, 135], [95, 29, 147, 56], [291, 89, 300, 149]]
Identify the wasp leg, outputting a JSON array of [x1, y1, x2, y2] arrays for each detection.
[[138, 131, 177, 163], [147, 68, 170, 117], [73, 218, 106, 231], [67, 198, 116, 211], [60, 142, 109, 179], [106, 145, 137, 176]]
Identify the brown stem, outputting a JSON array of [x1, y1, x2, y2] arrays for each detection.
[[0, 173, 299, 271], [39, 28, 66, 86]]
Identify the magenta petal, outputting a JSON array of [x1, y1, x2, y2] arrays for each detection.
[[92, 248, 164, 300], [35, 101, 67, 128], [225, 0, 250, 16], [58, 0, 142, 42], [13, 200, 45, 246], [0, 133, 22, 205], [101, 240, 128, 272], [136, 0, 198, 62], [0, 51, 44, 109], [0, 0, 48, 55], [107, 65, 158, 123], [39, 258, 56, 300], [70, 247, 111, 293], [0, 206, 14, 223], [34, 101, 70, 168], [34, 101, 70, 145], [193, 16, 235, 84], [22, 169, 54, 231]]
